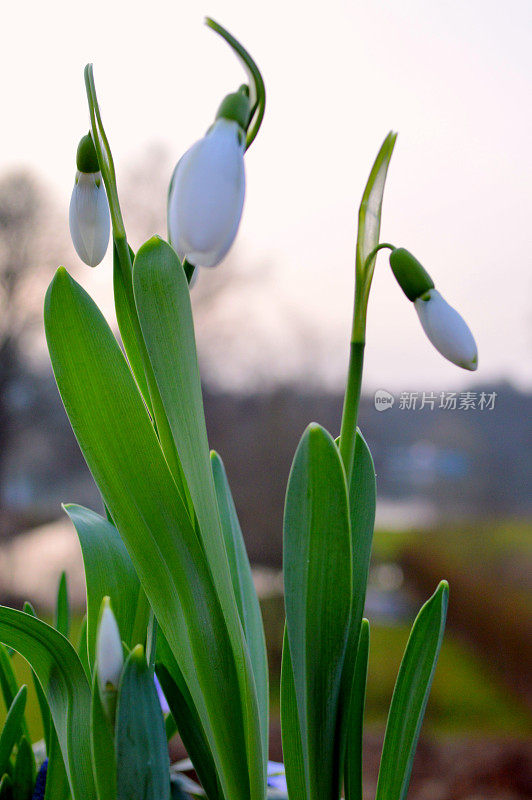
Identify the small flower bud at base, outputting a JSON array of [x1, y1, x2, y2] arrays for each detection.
[[415, 289, 478, 371], [96, 598, 124, 695]]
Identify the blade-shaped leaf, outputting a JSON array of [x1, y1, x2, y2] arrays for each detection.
[[375, 581, 449, 800], [55, 573, 70, 640], [337, 430, 376, 776], [44, 267, 257, 800], [283, 423, 352, 800], [116, 646, 169, 800], [23, 603, 69, 800], [211, 450, 269, 767], [64, 504, 147, 670], [12, 736, 34, 800], [344, 619, 370, 800], [0, 646, 30, 744], [0, 686, 27, 777], [133, 237, 264, 798], [279, 627, 305, 800], [156, 631, 222, 800], [113, 243, 152, 415], [0, 607, 95, 800]]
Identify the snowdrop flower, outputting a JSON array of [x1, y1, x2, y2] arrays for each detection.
[[96, 597, 123, 693], [389, 247, 478, 371], [69, 134, 110, 267], [415, 289, 478, 370], [168, 88, 250, 269]]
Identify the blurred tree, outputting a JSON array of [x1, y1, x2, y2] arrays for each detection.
[[0, 171, 60, 514]]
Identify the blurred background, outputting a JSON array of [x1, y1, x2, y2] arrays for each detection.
[[0, 0, 531, 798]]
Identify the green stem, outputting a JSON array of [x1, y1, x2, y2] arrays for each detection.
[[339, 341, 365, 484], [339, 242, 395, 483]]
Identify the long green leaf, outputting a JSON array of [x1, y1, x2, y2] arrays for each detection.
[[22, 604, 69, 800], [0, 686, 27, 777], [133, 237, 264, 799], [344, 620, 370, 800], [55, 573, 70, 640], [0, 607, 95, 800], [64, 504, 147, 670], [44, 267, 256, 800], [156, 632, 222, 800], [12, 737, 34, 800], [337, 430, 376, 777], [283, 423, 352, 800], [116, 646, 169, 800], [279, 628, 305, 800], [375, 581, 449, 800], [211, 451, 268, 767], [0, 646, 29, 745], [113, 243, 152, 415]]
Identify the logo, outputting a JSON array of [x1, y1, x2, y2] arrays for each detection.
[[374, 389, 395, 412]]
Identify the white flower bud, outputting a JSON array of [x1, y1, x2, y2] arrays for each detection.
[[168, 118, 245, 268], [69, 171, 110, 267], [96, 598, 123, 692], [414, 289, 478, 371]]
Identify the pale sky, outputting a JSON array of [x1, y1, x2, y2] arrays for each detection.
[[2, 0, 531, 392]]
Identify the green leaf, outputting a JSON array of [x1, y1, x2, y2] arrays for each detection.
[[12, 737, 34, 800], [283, 423, 352, 800], [375, 581, 449, 800], [0, 647, 29, 745], [133, 237, 264, 799], [55, 572, 70, 639], [21, 604, 70, 800], [0, 607, 96, 800], [116, 646, 169, 800], [344, 620, 370, 800], [0, 774, 12, 800], [43, 725, 70, 800], [22, 604, 52, 756], [336, 430, 376, 777], [279, 628, 305, 800], [211, 451, 269, 767], [113, 243, 152, 415], [44, 267, 259, 800], [91, 668, 117, 800], [156, 658, 221, 800], [77, 616, 90, 679], [356, 131, 397, 292], [63, 504, 147, 670], [0, 686, 27, 777]]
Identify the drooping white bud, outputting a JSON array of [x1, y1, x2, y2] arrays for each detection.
[[168, 118, 245, 268], [96, 597, 123, 693], [69, 171, 110, 267], [414, 289, 478, 371]]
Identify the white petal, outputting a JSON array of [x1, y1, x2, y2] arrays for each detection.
[[69, 171, 110, 267], [415, 289, 478, 370], [168, 119, 245, 268], [96, 602, 123, 690]]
